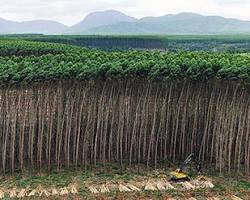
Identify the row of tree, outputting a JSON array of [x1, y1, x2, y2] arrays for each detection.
[[0, 80, 249, 174]]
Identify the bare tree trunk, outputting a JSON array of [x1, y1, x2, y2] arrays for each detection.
[[147, 88, 159, 168]]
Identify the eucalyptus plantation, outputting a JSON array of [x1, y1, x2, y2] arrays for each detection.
[[0, 39, 249, 175]]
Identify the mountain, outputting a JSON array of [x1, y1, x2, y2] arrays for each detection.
[[0, 18, 68, 34], [67, 10, 137, 33], [1, 11, 250, 35], [76, 12, 250, 35]]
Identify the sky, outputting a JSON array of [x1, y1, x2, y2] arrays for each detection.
[[0, 0, 250, 26]]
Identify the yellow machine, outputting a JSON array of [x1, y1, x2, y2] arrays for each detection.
[[169, 170, 190, 181], [169, 153, 201, 182]]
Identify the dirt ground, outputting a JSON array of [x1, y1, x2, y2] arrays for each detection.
[[0, 167, 249, 199]]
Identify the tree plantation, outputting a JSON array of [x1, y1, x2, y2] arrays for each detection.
[[0, 39, 249, 175], [4, 34, 250, 52]]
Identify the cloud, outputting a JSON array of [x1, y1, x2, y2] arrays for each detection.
[[0, 0, 136, 25], [213, 0, 249, 5], [0, 0, 250, 26]]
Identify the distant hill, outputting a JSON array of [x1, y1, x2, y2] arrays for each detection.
[[1, 10, 250, 35], [67, 10, 137, 33], [76, 12, 250, 35], [0, 18, 68, 34]]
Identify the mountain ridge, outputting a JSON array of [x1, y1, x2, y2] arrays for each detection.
[[67, 10, 137, 33], [1, 10, 250, 35], [78, 12, 250, 35], [0, 18, 68, 34]]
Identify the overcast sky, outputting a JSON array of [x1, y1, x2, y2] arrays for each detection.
[[1, 0, 250, 26]]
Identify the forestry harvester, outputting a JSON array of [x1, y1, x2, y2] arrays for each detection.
[[169, 153, 202, 182]]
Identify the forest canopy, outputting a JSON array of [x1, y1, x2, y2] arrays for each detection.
[[0, 39, 249, 84]]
